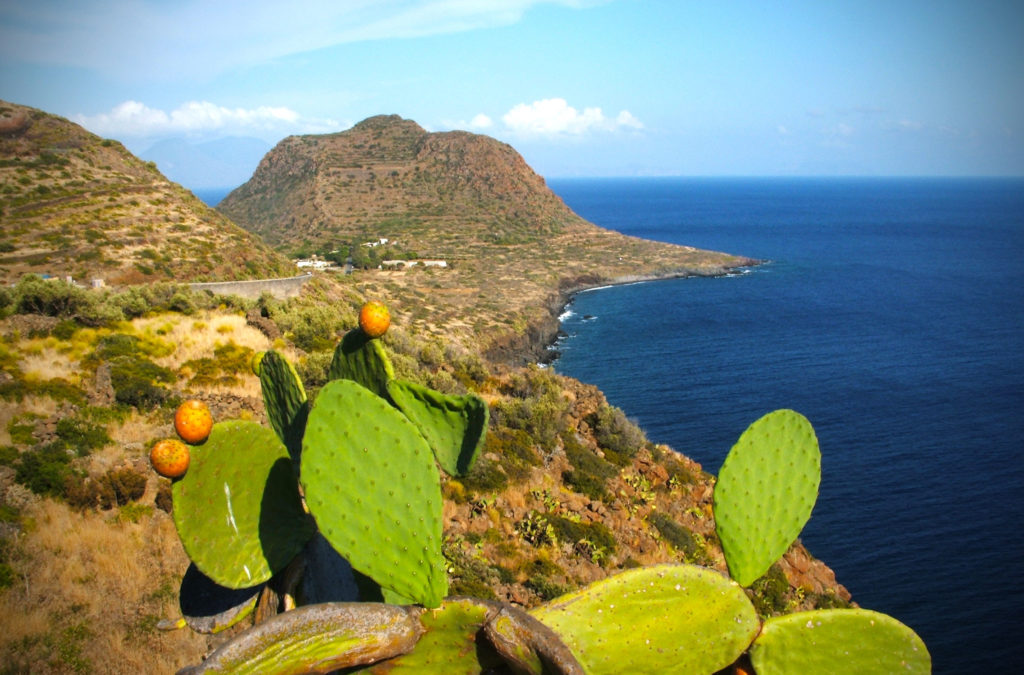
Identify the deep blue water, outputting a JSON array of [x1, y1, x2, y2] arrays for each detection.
[[547, 177, 1024, 674]]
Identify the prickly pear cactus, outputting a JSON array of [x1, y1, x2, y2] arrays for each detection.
[[530, 564, 759, 675], [387, 379, 489, 476], [172, 420, 314, 589], [257, 350, 309, 466], [178, 563, 264, 634], [363, 598, 497, 674], [483, 604, 584, 675], [328, 329, 395, 399], [178, 602, 425, 674], [300, 379, 448, 608], [713, 409, 820, 586], [749, 608, 931, 674]]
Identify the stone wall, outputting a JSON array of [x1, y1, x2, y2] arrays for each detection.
[[189, 272, 312, 300]]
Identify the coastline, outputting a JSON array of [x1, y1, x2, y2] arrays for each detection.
[[490, 257, 762, 366]]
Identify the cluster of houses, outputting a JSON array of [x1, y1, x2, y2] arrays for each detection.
[[294, 237, 447, 272]]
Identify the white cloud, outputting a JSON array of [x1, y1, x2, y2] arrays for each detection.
[[74, 100, 344, 140], [502, 98, 643, 136], [469, 114, 493, 129], [777, 125, 791, 135]]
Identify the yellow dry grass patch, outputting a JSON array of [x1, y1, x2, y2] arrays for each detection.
[[0, 500, 210, 673], [19, 349, 76, 383], [109, 410, 167, 448]]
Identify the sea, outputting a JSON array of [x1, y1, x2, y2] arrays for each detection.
[[546, 177, 1024, 674]]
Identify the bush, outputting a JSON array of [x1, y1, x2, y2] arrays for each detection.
[[10, 275, 124, 326], [55, 417, 111, 456], [545, 514, 617, 558], [590, 404, 646, 465], [108, 355, 175, 408], [562, 434, 616, 501], [460, 455, 509, 494], [649, 512, 706, 563], [15, 443, 72, 497], [97, 467, 147, 509], [483, 426, 540, 483], [181, 342, 253, 388], [0, 445, 18, 466]]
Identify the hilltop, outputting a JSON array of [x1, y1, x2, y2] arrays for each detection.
[[0, 101, 294, 286], [219, 115, 756, 361]]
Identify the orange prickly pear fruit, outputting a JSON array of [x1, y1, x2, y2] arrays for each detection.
[[359, 301, 391, 339], [174, 399, 213, 444], [150, 438, 190, 478]]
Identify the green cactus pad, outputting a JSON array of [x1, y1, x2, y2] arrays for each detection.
[[300, 379, 447, 608], [177, 602, 425, 674], [749, 609, 931, 674], [530, 564, 759, 675], [179, 563, 263, 634], [172, 420, 314, 589], [258, 350, 309, 466], [328, 328, 395, 400], [363, 598, 497, 674], [713, 409, 820, 586], [387, 379, 489, 477]]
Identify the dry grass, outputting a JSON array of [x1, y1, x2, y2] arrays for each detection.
[[18, 349, 76, 383], [0, 500, 210, 673]]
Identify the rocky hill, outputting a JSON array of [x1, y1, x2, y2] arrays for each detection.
[[0, 101, 294, 286], [219, 115, 756, 361]]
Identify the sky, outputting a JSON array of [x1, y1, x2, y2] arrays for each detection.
[[2, 0, 1023, 185]]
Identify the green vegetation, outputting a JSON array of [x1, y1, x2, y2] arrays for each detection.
[[561, 433, 616, 501]]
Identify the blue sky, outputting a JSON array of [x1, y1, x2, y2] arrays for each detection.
[[2, 0, 1022, 181]]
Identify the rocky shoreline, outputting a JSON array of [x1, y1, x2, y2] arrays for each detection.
[[486, 258, 762, 366]]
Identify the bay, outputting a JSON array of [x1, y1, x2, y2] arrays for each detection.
[[547, 177, 1024, 674]]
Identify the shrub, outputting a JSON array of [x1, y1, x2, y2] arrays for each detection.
[[649, 512, 706, 563], [297, 351, 333, 393], [155, 480, 173, 513], [15, 443, 72, 497], [0, 376, 87, 405], [483, 426, 540, 483], [460, 455, 509, 494], [0, 445, 17, 466], [748, 562, 791, 617], [181, 342, 254, 388], [55, 417, 111, 456], [97, 467, 147, 508], [589, 404, 646, 465], [545, 514, 617, 558], [562, 434, 616, 502], [108, 355, 175, 409]]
